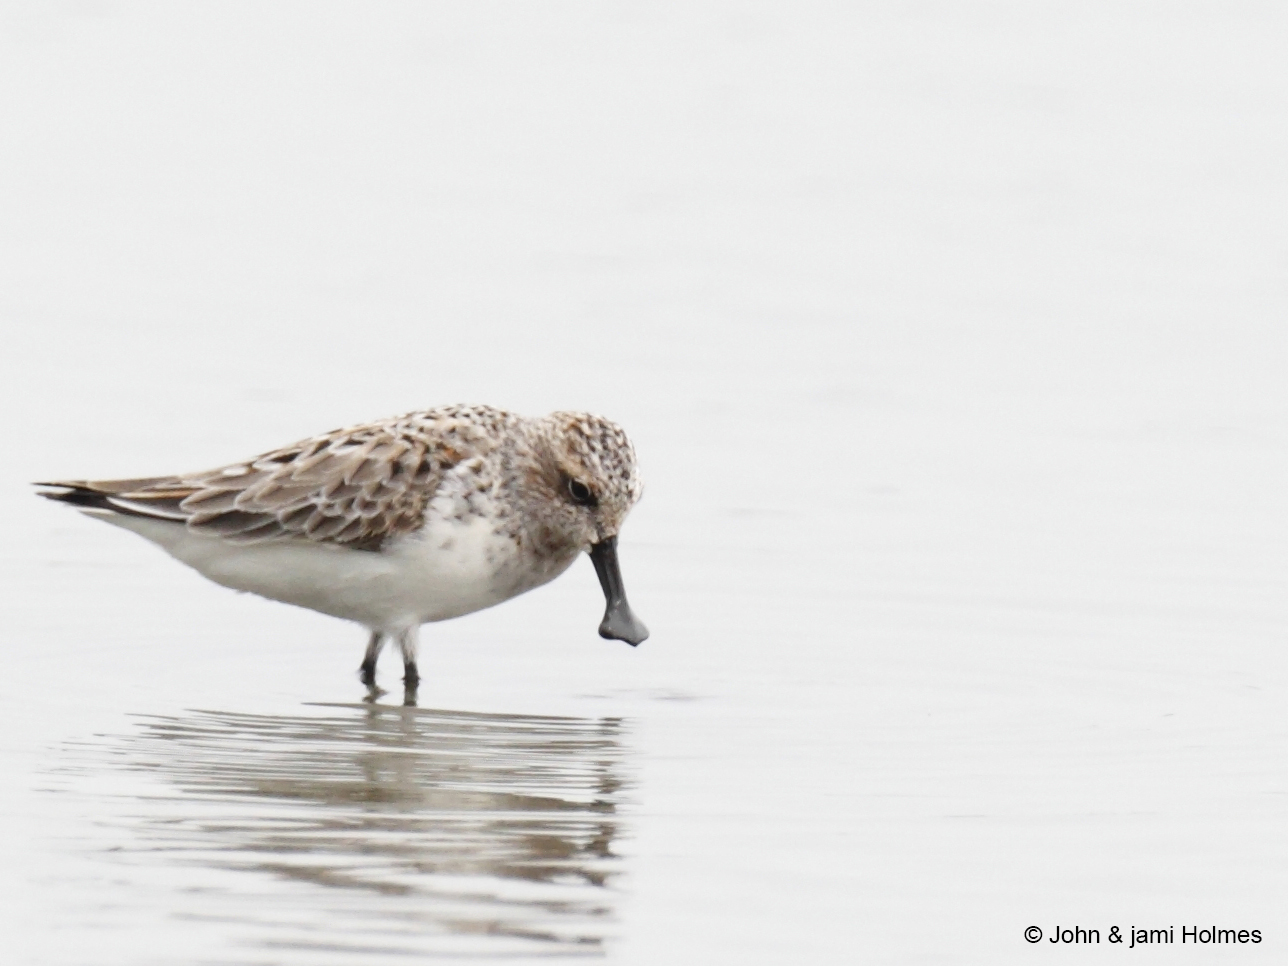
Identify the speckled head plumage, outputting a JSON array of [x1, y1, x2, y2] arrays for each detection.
[[543, 411, 643, 540], [515, 411, 643, 554]]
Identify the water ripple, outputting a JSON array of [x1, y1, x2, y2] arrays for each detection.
[[61, 703, 630, 963]]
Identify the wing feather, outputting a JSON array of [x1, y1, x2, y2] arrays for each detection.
[[39, 409, 507, 550]]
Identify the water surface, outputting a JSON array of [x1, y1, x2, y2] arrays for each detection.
[[52, 704, 627, 963]]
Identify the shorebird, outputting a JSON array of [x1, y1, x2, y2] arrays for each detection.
[[36, 405, 648, 691]]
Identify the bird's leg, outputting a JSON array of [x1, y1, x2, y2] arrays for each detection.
[[397, 626, 420, 688], [359, 631, 385, 689]]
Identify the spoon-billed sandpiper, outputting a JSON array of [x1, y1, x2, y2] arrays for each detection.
[[37, 405, 648, 691]]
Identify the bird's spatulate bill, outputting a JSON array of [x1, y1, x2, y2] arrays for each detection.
[[589, 536, 648, 646]]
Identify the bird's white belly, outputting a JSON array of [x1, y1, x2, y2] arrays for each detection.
[[95, 511, 576, 632]]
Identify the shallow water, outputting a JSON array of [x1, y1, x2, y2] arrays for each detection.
[[3, 3, 1288, 964], [56, 705, 627, 962]]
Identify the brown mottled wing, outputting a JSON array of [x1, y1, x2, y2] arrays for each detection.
[[47, 415, 493, 550], [181, 423, 447, 549]]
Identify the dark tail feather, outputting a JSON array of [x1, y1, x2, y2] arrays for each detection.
[[35, 485, 117, 511], [34, 482, 186, 521]]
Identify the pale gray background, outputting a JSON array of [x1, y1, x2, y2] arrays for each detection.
[[1, 2, 1285, 963]]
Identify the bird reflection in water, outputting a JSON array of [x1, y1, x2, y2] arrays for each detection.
[[112, 701, 629, 961]]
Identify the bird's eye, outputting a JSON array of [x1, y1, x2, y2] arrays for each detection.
[[568, 479, 596, 506]]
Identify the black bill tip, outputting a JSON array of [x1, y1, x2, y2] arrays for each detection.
[[589, 536, 649, 646]]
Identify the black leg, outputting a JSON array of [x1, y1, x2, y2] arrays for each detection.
[[359, 630, 384, 688], [397, 627, 420, 688]]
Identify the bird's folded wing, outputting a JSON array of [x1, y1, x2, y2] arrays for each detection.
[[38, 415, 493, 550]]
